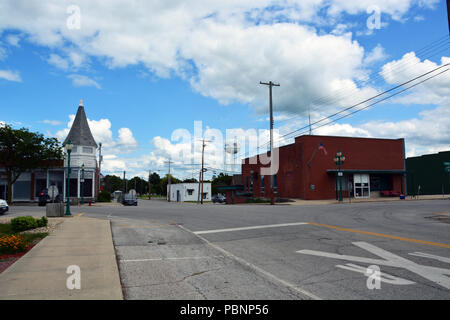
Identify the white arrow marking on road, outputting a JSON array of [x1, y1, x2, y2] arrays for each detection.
[[297, 242, 450, 289], [335, 263, 416, 285], [409, 252, 450, 264]]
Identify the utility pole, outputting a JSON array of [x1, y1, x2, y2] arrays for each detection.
[[260, 81, 280, 205], [447, 0, 450, 34], [198, 139, 211, 204], [166, 160, 173, 202], [123, 171, 126, 194], [148, 170, 151, 200]]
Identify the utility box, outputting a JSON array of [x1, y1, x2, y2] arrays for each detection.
[[46, 203, 64, 217]]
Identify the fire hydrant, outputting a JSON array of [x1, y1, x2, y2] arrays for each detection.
[[89, 200, 92, 206]]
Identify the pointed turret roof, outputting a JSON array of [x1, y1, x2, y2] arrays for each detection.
[[63, 100, 98, 148]]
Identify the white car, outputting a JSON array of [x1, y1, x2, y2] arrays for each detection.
[[0, 199, 9, 214]]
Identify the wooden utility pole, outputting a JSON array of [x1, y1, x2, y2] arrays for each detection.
[[198, 139, 211, 204], [447, 0, 450, 34], [148, 170, 151, 200], [260, 81, 280, 205], [166, 160, 173, 202]]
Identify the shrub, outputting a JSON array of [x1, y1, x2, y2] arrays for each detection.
[[0, 234, 27, 254], [36, 216, 48, 228], [98, 191, 111, 202], [10, 216, 38, 233]]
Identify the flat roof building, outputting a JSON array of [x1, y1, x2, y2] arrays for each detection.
[[238, 135, 406, 201], [167, 183, 211, 202]]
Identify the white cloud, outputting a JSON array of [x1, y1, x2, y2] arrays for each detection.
[[364, 44, 388, 65], [48, 53, 69, 70], [380, 52, 450, 105], [0, 0, 437, 115], [0, 69, 21, 82], [6, 34, 21, 46], [42, 119, 62, 125], [67, 74, 101, 89]]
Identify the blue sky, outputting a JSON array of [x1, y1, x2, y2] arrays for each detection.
[[0, 0, 449, 179]]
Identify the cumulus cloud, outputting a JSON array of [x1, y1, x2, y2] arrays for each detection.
[[0, 69, 21, 82], [379, 52, 450, 106], [67, 74, 101, 89], [0, 0, 438, 116], [42, 119, 62, 126]]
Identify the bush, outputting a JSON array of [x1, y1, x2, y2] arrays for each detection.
[[10, 216, 38, 233], [36, 216, 48, 228], [0, 234, 27, 254], [98, 191, 111, 202]]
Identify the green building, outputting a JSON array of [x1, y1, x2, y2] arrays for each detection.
[[406, 151, 450, 196]]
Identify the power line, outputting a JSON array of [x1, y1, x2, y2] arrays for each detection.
[[237, 63, 450, 161]]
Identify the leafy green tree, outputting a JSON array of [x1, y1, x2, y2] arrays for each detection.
[[102, 175, 123, 193], [150, 172, 161, 195], [183, 178, 198, 183], [211, 173, 232, 195], [0, 124, 63, 203], [160, 174, 181, 196]]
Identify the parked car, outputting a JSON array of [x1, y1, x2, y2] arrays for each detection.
[[122, 194, 138, 206], [212, 194, 226, 203], [0, 199, 9, 215], [38, 187, 61, 206]]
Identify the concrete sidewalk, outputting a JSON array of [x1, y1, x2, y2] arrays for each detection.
[[0, 216, 123, 300]]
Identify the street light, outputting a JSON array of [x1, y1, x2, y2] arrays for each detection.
[[65, 140, 73, 215], [334, 150, 346, 202], [81, 163, 85, 205]]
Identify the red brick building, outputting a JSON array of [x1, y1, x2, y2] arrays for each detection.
[[238, 135, 406, 201]]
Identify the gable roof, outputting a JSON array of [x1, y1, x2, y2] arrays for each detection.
[[63, 100, 98, 148]]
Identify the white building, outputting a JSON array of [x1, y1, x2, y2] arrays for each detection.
[[62, 99, 99, 201], [167, 183, 211, 202], [0, 100, 99, 202]]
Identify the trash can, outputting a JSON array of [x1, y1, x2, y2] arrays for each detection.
[[46, 203, 64, 217]]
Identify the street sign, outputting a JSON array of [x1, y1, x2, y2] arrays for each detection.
[[202, 168, 207, 172], [338, 172, 343, 176]]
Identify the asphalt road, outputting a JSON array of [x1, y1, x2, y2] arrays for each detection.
[[5, 199, 450, 299]]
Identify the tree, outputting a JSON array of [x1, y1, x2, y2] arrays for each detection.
[[150, 172, 161, 195], [183, 178, 198, 183], [211, 173, 232, 195], [0, 124, 63, 203], [102, 175, 124, 193], [160, 174, 181, 196]]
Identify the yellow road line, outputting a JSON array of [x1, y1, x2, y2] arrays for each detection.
[[307, 222, 450, 249]]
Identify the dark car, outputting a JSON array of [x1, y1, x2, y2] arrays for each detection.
[[212, 194, 226, 203], [122, 194, 138, 206], [38, 188, 60, 206]]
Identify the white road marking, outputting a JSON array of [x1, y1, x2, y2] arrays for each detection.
[[409, 252, 450, 264], [179, 224, 321, 300], [120, 256, 223, 263], [193, 222, 308, 235], [297, 242, 450, 289], [336, 263, 416, 285]]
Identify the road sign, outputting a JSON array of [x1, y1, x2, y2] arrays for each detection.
[[338, 172, 343, 176], [202, 168, 207, 172]]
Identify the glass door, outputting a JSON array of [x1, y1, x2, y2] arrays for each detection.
[[354, 174, 370, 198]]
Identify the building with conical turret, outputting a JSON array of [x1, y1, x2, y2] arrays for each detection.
[[0, 100, 100, 203], [62, 100, 99, 202]]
